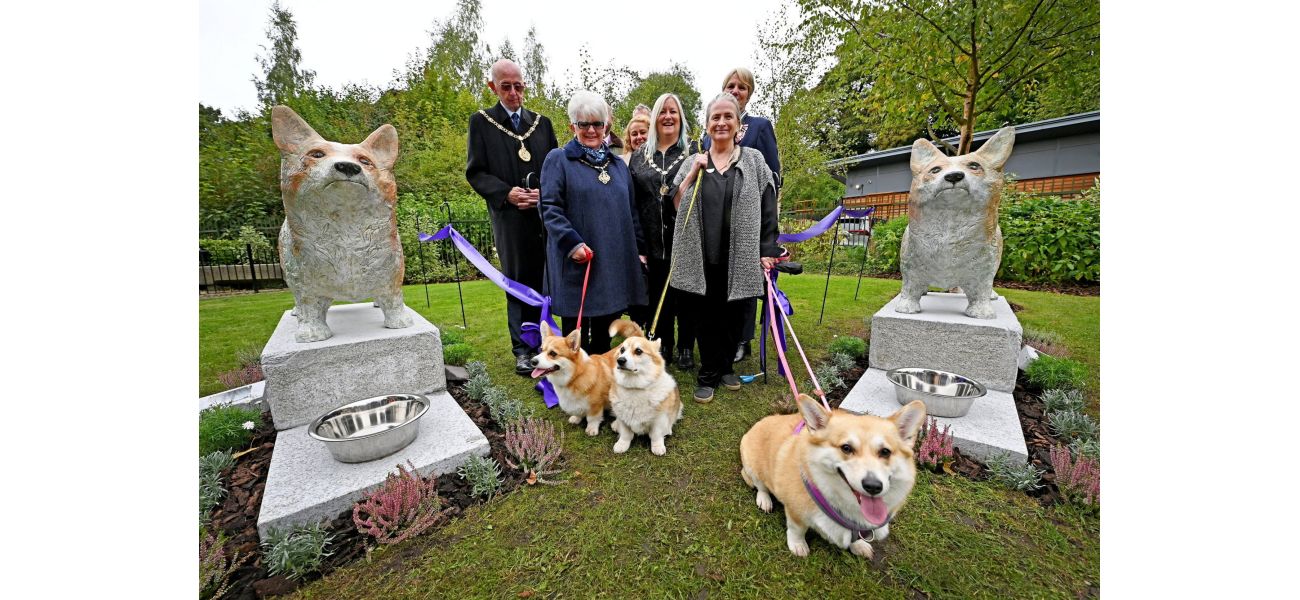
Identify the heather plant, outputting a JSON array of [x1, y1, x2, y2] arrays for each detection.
[[262, 522, 335, 581], [828, 336, 868, 359], [1069, 437, 1100, 460], [465, 360, 488, 380], [352, 461, 450, 545], [504, 417, 566, 484], [1024, 355, 1088, 391], [200, 527, 251, 600], [1050, 445, 1100, 506], [483, 386, 529, 424], [813, 363, 845, 392], [985, 452, 1044, 491], [218, 347, 265, 389], [443, 342, 474, 366], [1040, 388, 1085, 414], [465, 373, 492, 402], [457, 454, 503, 499], [826, 351, 857, 374], [1048, 409, 1099, 443], [916, 417, 955, 468], [199, 405, 264, 456]]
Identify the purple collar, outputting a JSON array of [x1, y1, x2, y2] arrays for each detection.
[[801, 471, 891, 542]]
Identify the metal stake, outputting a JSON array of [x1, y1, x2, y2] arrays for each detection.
[[415, 212, 431, 308], [854, 220, 871, 301], [444, 201, 468, 329], [818, 205, 843, 325]]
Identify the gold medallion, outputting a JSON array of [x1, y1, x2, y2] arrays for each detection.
[[659, 184, 669, 196], [518, 145, 531, 162], [598, 169, 611, 185]]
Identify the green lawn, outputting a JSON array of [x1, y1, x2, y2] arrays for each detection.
[[199, 276, 1100, 598]]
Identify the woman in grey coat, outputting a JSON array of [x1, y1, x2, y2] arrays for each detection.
[[669, 93, 780, 402]]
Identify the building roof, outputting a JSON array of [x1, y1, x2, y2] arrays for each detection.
[[824, 111, 1100, 170]]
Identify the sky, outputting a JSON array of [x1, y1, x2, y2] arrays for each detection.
[[201, 0, 790, 117]]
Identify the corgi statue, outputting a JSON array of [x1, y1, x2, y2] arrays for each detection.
[[896, 127, 1015, 319], [271, 106, 411, 342]]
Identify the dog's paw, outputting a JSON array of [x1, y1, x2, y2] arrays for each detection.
[[383, 312, 413, 329], [585, 423, 601, 436], [756, 491, 773, 513], [613, 439, 631, 453], [895, 299, 922, 314], [850, 539, 874, 559], [295, 322, 332, 342], [650, 440, 667, 456], [964, 301, 995, 319], [567, 415, 582, 425], [787, 538, 810, 558]]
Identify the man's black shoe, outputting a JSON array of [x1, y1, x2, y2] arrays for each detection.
[[515, 354, 533, 376], [732, 341, 752, 364], [676, 348, 695, 370]]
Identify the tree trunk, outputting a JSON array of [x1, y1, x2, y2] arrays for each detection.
[[959, 47, 980, 154]]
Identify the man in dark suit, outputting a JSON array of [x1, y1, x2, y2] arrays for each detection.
[[467, 59, 559, 374]]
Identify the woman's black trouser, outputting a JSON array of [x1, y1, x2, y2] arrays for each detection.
[[561, 312, 621, 355], [687, 263, 748, 388]]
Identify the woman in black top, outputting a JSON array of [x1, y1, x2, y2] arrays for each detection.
[[628, 93, 694, 364], [669, 93, 780, 402]]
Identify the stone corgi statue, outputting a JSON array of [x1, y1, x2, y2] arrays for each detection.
[[896, 127, 1015, 319], [271, 106, 411, 342]]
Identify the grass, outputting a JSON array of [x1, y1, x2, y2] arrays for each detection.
[[199, 275, 1100, 598]]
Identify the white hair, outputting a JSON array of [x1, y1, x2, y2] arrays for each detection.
[[567, 90, 608, 123], [705, 92, 741, 121], [642, 93, 691, 165]]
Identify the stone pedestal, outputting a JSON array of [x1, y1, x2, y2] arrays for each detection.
[[261, 303, 446, 430], [257, 390, 489, 539], [868, 293, 1021, 392]]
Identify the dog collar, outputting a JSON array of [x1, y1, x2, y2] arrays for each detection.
[[801, 471, 891, 542]]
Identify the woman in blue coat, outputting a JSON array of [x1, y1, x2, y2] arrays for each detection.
[[540, 90, 647, 353]]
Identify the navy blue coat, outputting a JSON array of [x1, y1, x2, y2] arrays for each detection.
[[540, 139, 648, 318], [701, 113, 782, 188]]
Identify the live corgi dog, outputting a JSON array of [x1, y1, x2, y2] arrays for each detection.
[[609, 329, 682, 456], [270, 105, 410, 342], [739, 394, 926, 559], [530, 320, 645, 436], [897, 126, 1015, 319]]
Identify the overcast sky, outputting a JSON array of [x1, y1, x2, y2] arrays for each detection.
[[201, 0, 791, 117]]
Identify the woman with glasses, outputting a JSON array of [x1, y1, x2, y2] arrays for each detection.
[[627, 93, 694, 366], [669, 93, 780, 403], [539, 91, 648, 353]]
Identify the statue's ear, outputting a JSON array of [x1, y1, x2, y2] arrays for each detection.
[[361, 124, 399, 170], [910, 138, 944, 175], [271, 106, 323, 154], [974, 126, 1015, 170]]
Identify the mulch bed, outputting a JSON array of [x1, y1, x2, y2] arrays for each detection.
[[865, 272, 1099, 296], [205, 382, 530, 599]]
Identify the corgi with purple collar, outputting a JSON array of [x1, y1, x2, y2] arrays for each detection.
[[740, 394, 926, 558]]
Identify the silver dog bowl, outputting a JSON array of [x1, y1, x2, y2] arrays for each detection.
[[886, 368, 986, 418], [308, 394, 429, 463]]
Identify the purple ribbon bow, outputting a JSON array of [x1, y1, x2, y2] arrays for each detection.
[[420, 226, 561, 408]]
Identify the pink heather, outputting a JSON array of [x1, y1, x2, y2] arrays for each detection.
[[1050, 445, 1099, 505], [504, 417, 565, 483], [917, 416, 955, 467], [352, 461, 448, 544]]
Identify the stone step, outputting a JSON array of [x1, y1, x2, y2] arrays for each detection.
[[840, 368, 1027, 463], [256, 389, 489, 540], [869, 292, 1021, 393]]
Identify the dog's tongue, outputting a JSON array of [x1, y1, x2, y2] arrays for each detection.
[[530, 368, 549, 379], [858, 494, 889, 527]]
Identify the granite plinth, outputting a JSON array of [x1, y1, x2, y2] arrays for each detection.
[[261, 303, 445, 430], [869, 293, 1021, 393], [841, 368, 1027, 463], [256, 390, 488, 539]]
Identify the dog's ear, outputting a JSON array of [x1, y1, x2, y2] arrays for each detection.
[[889, 400, 927, 447], [651, 338, 662, 353], [973, 126, 1015, 171], [540, 321, 554, 339], [797, 393, 831, 431], [565, 328, 582, 352], [271, 106, 323, 155], [910, 138, 944, 175], [362, 123, 399, 170]]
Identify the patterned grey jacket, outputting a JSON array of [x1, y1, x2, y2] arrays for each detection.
[[669, 146, 779, 301]]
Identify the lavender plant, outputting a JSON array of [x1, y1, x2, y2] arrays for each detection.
[[826, 351, 857, 374], [985, 452, 1044, 491], [457, 454, 503, 499], [465, 373, 492, 402], [1047, 409, 1098, 443], [1040, 388, 1085, 414], [1069, 437, 1100, 460], [483, 386, 528, 424], [465, 360, 488, 380], [504, 417, 566, 484], [262, 522, 335, 581], [199, 450, 236, 521], [352, 461, 449, 545], [814, 363, 845, 392]]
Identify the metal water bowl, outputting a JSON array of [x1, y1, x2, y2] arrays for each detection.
[[886, 368, 986, 418], [309, 394, 429, 463]]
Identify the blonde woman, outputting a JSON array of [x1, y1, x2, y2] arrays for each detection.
[[620, 112, 651, 164]]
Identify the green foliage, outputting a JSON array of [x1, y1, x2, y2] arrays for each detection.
[[828, 336, 867, 359], [1023, 326, 1064, 348], [814, 363, 845, 392], [1025, 355, 1088, 391], [440, 328, 465, 346], [443, 343, 474, 366], [199, 405, 263, 456], [465, 360, 488, 380], [457, 454, 503, 499], [985, 452, 1044, 492], [465, 373, 492, 402], [254, 1, 316, 107], [262, 522, 335, 581], [1047, 409, 1099, 444], [864, 216, 908, 274], [199, 450, 235, 522], [483, 386, 529, 424], [826, 351, 857, 374], [1040, 389, 1085, 415], [1069, 437, 1101, 460], [997, 192, 1100, 283], [613, 65, 702, 132]]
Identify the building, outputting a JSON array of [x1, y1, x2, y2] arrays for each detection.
[[815, 111, 1099, 223]]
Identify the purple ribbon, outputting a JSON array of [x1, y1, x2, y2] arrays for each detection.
[[777, 206, 875, 243], [420, 226, 560, 408]]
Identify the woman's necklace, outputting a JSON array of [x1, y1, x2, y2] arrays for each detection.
[[578, 158, 611, 184], [651, 151, 686, 196], [476, 109, 542, 162]]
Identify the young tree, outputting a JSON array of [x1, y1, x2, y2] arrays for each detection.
[[614, 65, 702, 135], [253, 0, 316, 107]]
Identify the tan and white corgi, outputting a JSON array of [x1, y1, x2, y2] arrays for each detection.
[[609, 329, 683, 456], [530, 320, 644, 436], [739, 394, 926, 558], [898, 126, 1015, 319]]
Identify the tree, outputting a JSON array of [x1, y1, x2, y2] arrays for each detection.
[[802, 0, 1099, 153], [426, 0, 488, 93], [253, 1, 316, 107], [612, 65, 702, 135]]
